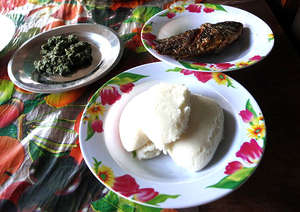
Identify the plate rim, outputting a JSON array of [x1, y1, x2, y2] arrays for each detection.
[[7, 23, 124, 93], [79, 61, 267, 208], [141, 3, 274, 72]]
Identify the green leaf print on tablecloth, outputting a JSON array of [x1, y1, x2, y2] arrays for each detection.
[[0, 124, 17, 138], [124, 6, 162, 23], [0, 79, 14, 105]]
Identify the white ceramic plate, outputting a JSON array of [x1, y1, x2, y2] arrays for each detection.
[[141, 3, 274, 72], [8, 24, 123, 93], [79, 62, 266, 208], [0, 14, 16, 51]]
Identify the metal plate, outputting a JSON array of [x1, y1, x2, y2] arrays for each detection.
[[8, 24, 123, 93]]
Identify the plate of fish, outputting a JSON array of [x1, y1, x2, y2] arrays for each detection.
[[8, 24, 123, 93], [79, 62, 266, 208], [141, 3, 274, 72]]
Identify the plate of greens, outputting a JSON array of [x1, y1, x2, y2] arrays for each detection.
[[8, 24, 123, 93]]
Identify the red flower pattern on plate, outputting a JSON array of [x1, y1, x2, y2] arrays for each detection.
[[180, 69, 212, 83], [91, 120, 103, 133], [239, 109, 253, 123], [193, 72, 212, 82], [203, 7, 214, 13], [100, 86, 121, 105], [249, 55, 262, 61], [166, 12, 175, 18], [135, 188, 159, 202], [112, 174, 160, 201], [142, 32, 156, 46], [180, 69, 194, 75], [236, 139, 263, 163], [224, 161, 243, 175], [216, 63, 235, 70], [186, 4, 202, 13], [120, 83, 134, 93], [112, 175, 140, 197]]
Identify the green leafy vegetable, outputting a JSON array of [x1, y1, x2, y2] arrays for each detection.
[[34, 34, 92, 76]]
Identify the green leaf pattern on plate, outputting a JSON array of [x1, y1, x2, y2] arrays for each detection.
[[203, 3, 227, 12], [208, 167, 255, 189]]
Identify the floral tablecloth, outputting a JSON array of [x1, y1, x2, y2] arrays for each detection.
[[0, 0, 212, 211]]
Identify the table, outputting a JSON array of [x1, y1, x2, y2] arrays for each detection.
[[1, 0, 299, 211]]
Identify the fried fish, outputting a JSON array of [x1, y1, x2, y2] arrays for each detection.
[[154, 21, 243, 59]]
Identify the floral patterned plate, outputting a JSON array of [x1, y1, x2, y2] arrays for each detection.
[[0, 14, 16, 51], [141, 3, 274, 72], [79, 62, 266, 208]]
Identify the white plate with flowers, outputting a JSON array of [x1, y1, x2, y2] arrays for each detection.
[[79, 62, 266, 208], [141, 3, 274, 72]]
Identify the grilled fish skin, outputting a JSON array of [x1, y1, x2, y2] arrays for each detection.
[[154, 21, 243, 59]]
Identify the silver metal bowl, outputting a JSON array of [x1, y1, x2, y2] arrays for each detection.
[[8, 23, 123, 93]]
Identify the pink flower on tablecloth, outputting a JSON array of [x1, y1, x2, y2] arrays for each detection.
[[100, 86, 121, 105], [180, 69, 194, 75], [236, 139, 263, 163], [193, 72, 212, 83], [112, 175, 139, 197], [120, 83, 134, 93], [186, 4, 202, 13], [135, 188, 159, 202], [203, 7, 214, 13], [224, 161, 243, 175], [91, 120, 103, 133], [239, 109, 254, 123], [167, 12, 176, 18], [216, 63, 235, 70], [142, 33, 156, 47], [249, 55, 262, 61]]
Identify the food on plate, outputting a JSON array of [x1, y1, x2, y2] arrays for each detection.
[[119, 83, 191, 152], [34, 34, 92, 76], [119, 83, 224, 171], [136, 141, 161, 160], [154, 21, 243, 59], [119, 92, 150, 152], [166, 95, 224, 171], [140, 83, 191, 151]]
